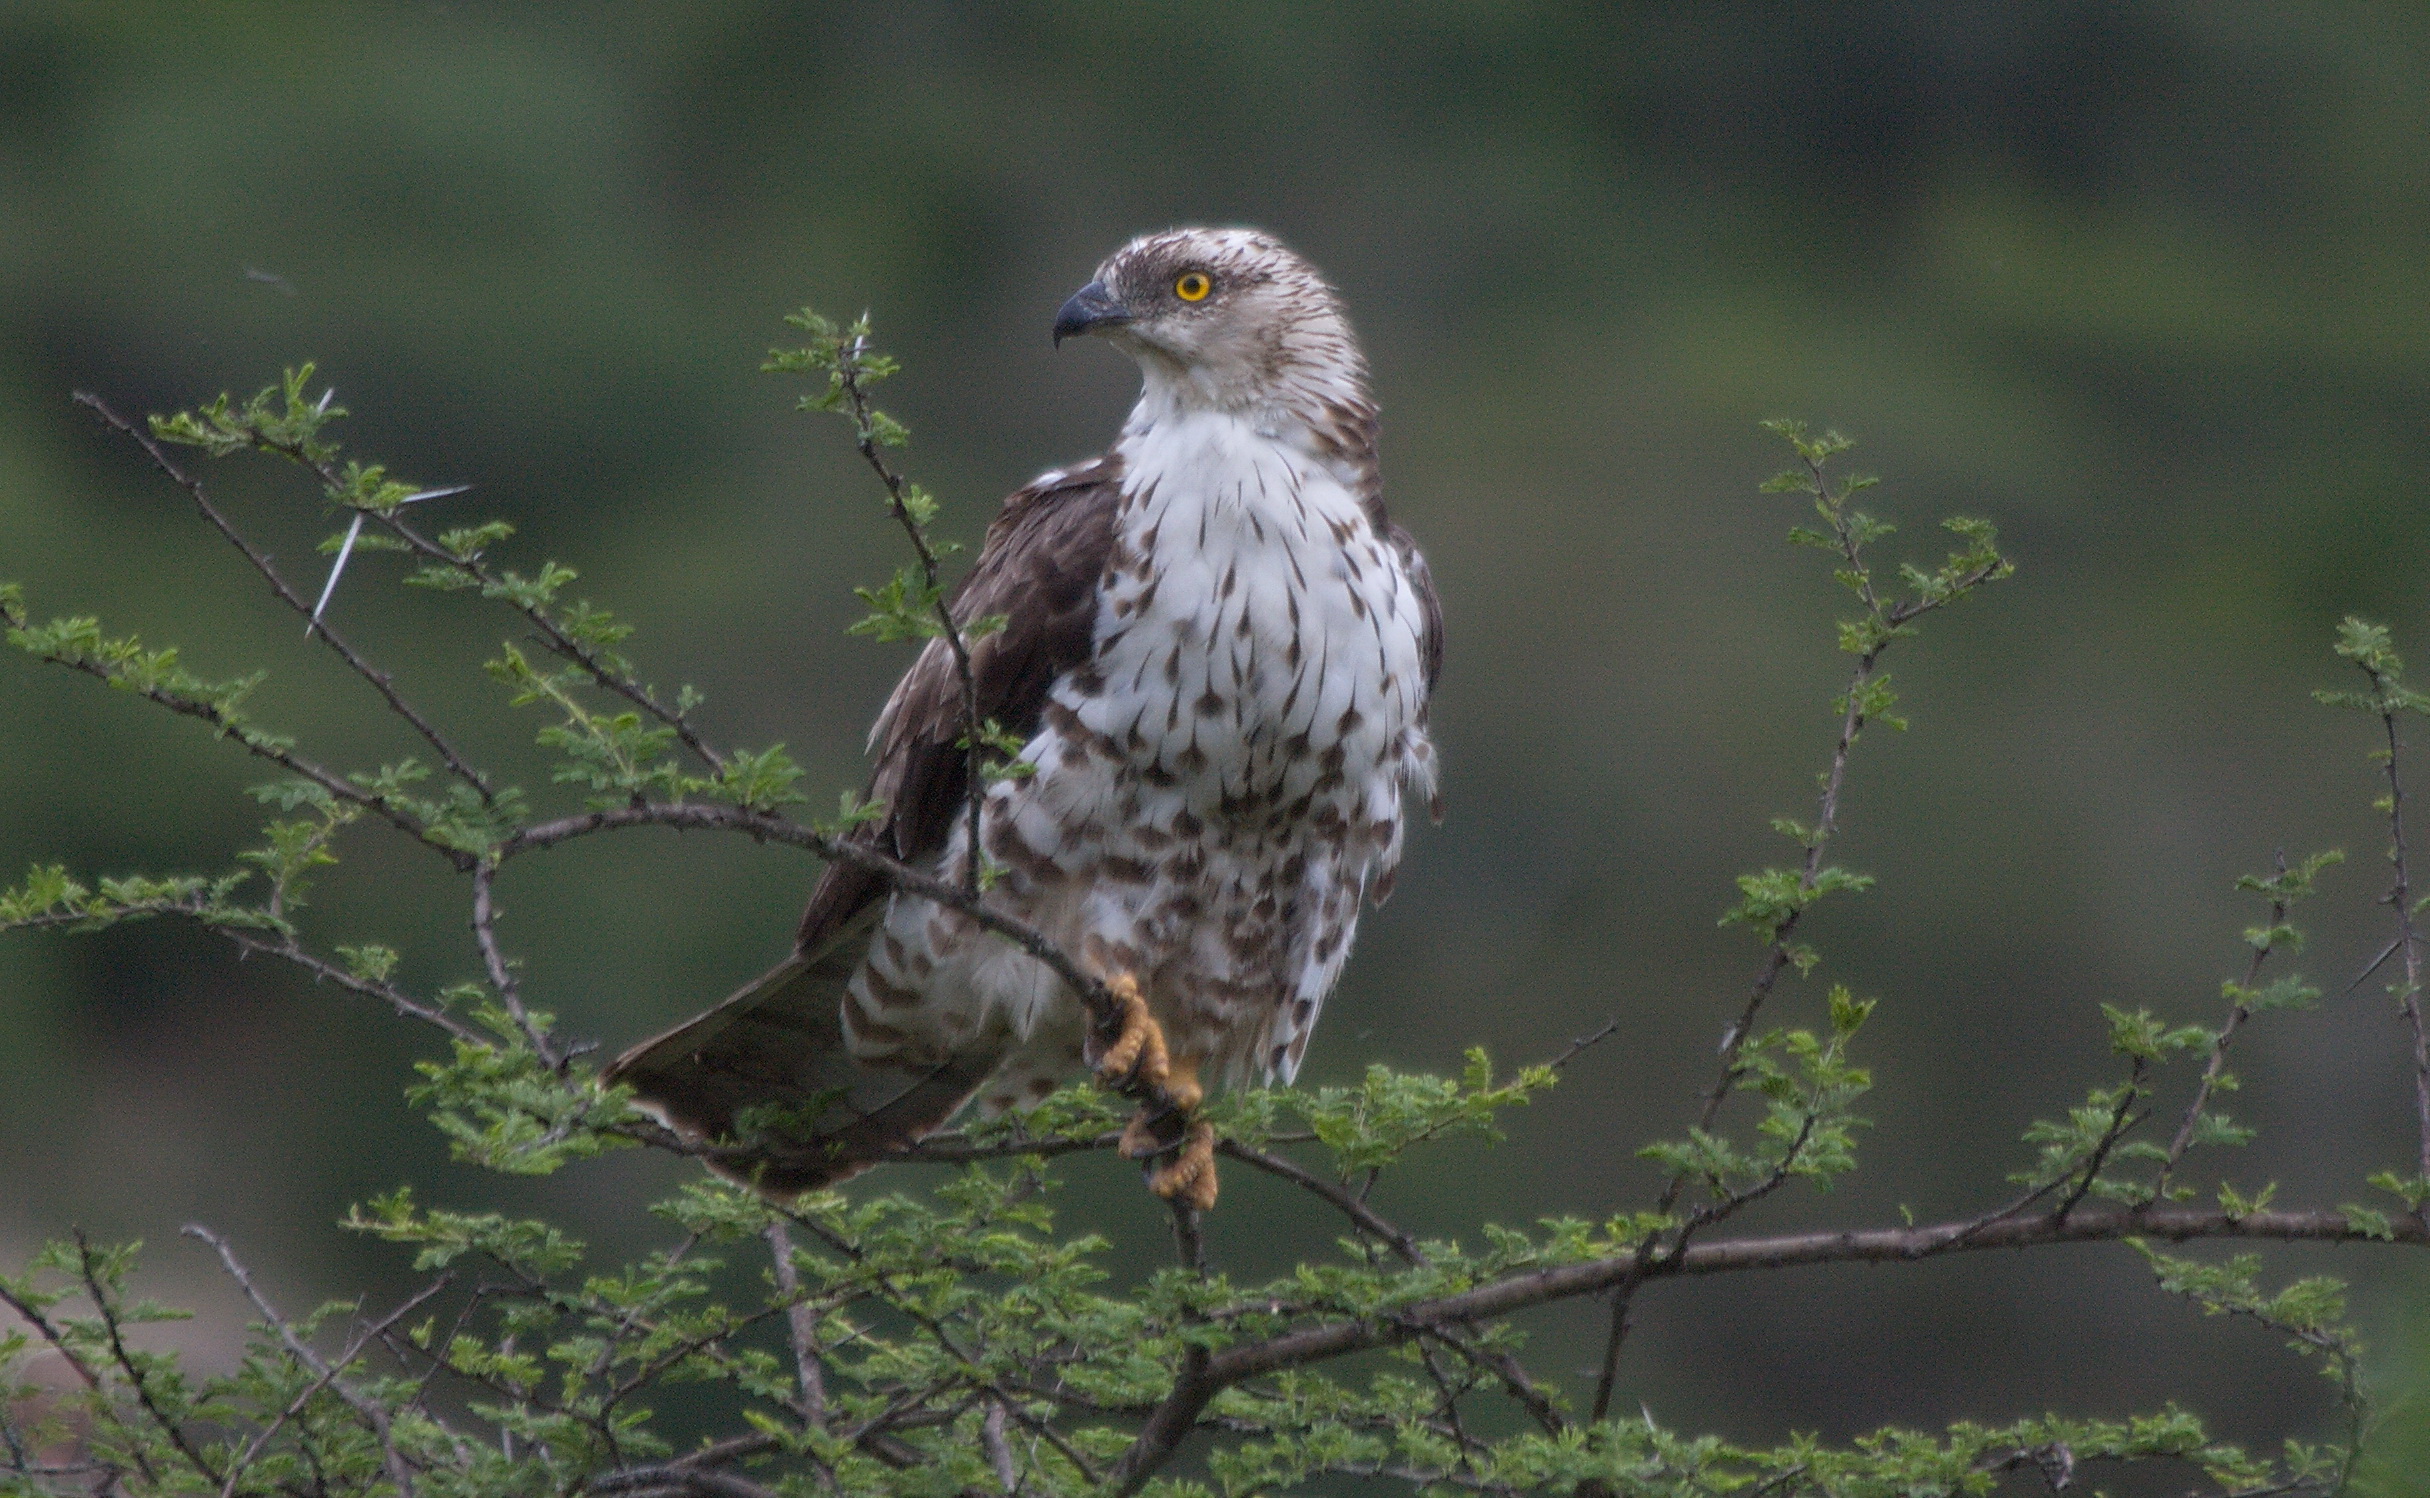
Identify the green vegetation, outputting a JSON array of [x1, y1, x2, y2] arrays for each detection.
[[8, 336, 2427, 1493]]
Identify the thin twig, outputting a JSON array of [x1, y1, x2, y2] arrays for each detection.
[[470, 860, 556, 1066], [1546, 1016, 1621, 1072], [2372, 688, 2430, 1207], [762, 1223, 828, 1430], [74, 392, 496, 804], [2155, 857, 2291, 1201], [499, 801, 1114, 1018], [235, 422, 728, 776], [24, 647, 456, 862], [2053, 1061, 2149, 1222], [183, 1225, 419, 1498], [71, 1232, 221, 1488], [1217, 1139, 1424, 1263], [214, 1274, 454, 1498], [831, 331, 990, 902]]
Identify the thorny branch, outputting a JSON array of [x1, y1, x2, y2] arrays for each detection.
[[185, 1226, 422, 1498], [73, 1231, 222, 1489], [75, 392, 497, 805], [471, 859, 557, 1068], [10, 373, 2401, 1498], [219, 415, 730, 777], [828, 330, 992, 904], [2364, 660, 2430, 1212], [1589, 440, 2008, 1424]]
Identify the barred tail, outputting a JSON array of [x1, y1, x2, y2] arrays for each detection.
[[604, 910, 1001, 1196]]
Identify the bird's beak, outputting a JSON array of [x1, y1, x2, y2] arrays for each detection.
[[1052, 280, 1129, 346]]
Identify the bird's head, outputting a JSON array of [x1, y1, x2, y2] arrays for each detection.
[[1052, 227, 1367, 418]]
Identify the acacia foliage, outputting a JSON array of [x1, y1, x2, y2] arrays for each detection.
[[0, 327, 2422, 1497]]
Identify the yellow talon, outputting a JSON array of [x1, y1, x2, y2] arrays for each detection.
[[1093, 971, 1170, 1091], [1148, 1119, 1219, 1211], [1087, 971, 1219, 1211]]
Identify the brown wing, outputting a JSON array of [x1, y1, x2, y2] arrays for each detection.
[[604, 457, 1123, 1193], [795, 454, 1126, 948]]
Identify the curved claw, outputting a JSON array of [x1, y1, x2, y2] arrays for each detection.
[[1093, 972, 1170, 1092], [1147, 1120, 1218, 1211]]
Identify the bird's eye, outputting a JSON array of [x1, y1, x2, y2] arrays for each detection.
[[1174, 272, 1212, 302]]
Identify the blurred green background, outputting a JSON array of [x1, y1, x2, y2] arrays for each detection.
[[8, 0, 2430, 1476]]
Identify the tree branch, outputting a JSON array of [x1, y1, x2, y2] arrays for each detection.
[[75, 391, 496, 805]]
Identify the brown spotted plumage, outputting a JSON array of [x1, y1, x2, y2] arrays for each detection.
[[609, 229, 1441, 1205]]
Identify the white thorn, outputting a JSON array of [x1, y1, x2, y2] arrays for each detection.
[[308, 514, 364, 638]]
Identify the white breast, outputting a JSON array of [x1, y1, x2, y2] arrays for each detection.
[[1074, 409, 1428, 812]]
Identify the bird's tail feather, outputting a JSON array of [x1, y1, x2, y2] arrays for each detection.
[[604, 909, 1000, 1195]]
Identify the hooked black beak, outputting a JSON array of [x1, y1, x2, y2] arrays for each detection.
[[1052, 280, 1128, 346]]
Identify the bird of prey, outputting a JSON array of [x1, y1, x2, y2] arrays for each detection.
[[608, 228, 1441, 1209]]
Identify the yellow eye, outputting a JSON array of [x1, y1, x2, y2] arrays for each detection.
[[1174, 272, 1211, 302]]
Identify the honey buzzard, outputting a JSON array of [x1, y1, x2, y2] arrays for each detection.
[[609, 228, 1442, 1209]]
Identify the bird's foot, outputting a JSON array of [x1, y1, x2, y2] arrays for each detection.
[[1118, 1055, 1216, 1210], [1092, 970, 1170, 1093], [1147, 1119, 1218, 1211]]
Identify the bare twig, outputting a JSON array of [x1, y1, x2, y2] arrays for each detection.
[[470, 860, 556, 1066], [762, 1223, 828, 1430], [1546, 1015, 1621, 1072]]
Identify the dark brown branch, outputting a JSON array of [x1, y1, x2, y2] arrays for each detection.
[[1218, 1139, 1423, 1263], [1546, 1016, 1621, 1072], [75, 392, 496, 805], [70, 1231, 222, 1489], [2053, 1061, 2149, 1222], [29, 896, 488, 1046], [2374, 692, 2430, 1206], [1105, 1203, 2420, 1495]]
